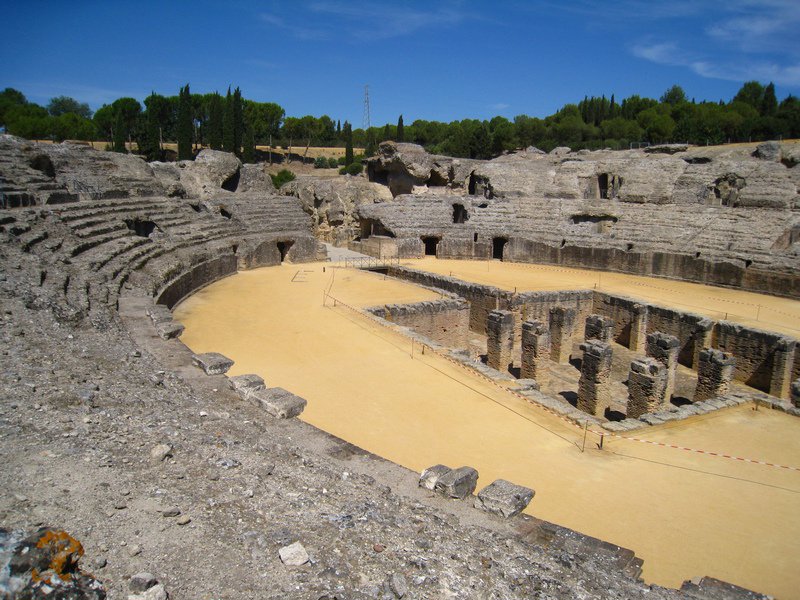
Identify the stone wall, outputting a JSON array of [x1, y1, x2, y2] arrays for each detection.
[[387, 267, 502, 334], [157, 254, 238, 308], [713, 322, 788, 393], [368, 299, 470, 349]]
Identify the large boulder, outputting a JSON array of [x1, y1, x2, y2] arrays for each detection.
[[281, 175, 392, 245], [364, 141, 479, 197]]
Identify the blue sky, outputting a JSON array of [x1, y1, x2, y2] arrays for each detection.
[[2, 1, 799, 126]]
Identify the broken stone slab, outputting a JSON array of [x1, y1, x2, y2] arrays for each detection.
[[228, 374, 266, 399], [278, 541, 309, 566], [155, 320, 184, 340], [474, 479, 535, 518], [191, 352, 234, 375], [146, 304, 173, 325], [638, 414, 665, 426], [434, 466, 479, 500], [250, 387, 306, 418], [130, 572, 158, 593], [419, 464, 452, 490], [128, 583, 168, 600]]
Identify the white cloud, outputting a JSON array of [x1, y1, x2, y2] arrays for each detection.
[[491, 103, 510, 110]]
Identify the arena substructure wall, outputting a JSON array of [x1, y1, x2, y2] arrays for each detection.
[[383, 266, 798, 401]]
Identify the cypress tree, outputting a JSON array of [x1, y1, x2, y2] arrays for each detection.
[[223, 86, 234, 153], [365, 128, 377, 157], [762, 83, 778, 116], [242, 123, 255, 163], [112, 111, 126, 153], [397, 115, 404, 142], [177, 84, 193, 160], [142, 93, 161, 161], [233, 87, 243, 157], [344, 121, 353, 166], [208, 92, 223, 150]]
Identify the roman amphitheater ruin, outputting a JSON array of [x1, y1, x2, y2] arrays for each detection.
[[1, 133, 799, 599]]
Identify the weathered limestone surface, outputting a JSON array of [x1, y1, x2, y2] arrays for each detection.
[[627, 358, 668, 418], [577, 341, 614, 417], [281, 175, 392, 244], [585, 314, 614, 342], [695, 349, 736, 402], [368, 298, 470, 349], [487, 310, 515, 372], [250, 387, 307, 418], [192, 352, 234, 375], [646, 332, 681, 402], [228, 374, 266, 399], [434, 466, 480, 500], [357, 141, 800, 296], [792, 379, 800, 408], [549, 307, 577, 364], [474, 479, 535, 518], [521, 320, 550, 382], [364, 142, 479, 197], [419, 464, 452, 490]]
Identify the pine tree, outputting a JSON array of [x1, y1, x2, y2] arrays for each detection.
[[344, 121, 353, 166], [177, 84, 193, 160], [397, 115, 404, 142], [365, 128, 377, 157], [223, 87, 234, 152], [208, 92, 223, 150], [233, 87, 243, 157]]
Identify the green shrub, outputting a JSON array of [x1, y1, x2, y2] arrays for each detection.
[[328, 157, 339, 168], [337, 156, 347, 165], [314, 156, 328, 169], [339, 162, 363, 176], [270, 169, 296, 188]]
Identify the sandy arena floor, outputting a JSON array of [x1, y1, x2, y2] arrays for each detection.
[[174, 262, 800, 598]]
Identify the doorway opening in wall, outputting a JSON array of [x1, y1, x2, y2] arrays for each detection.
[[277, 240, 294, 262], [492, 237, 507, 260], [598, 173, 610, 199], [421, 236, 440, 256]]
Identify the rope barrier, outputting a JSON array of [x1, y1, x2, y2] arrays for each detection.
[[322, 291, 800, 473]]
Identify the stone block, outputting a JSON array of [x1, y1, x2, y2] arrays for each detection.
[[155, 320, 184, 340], [191, 352, 234, 375], [419, 464, 452, 490], [228, 374, 266, 399], [434, 466, 479, 499], [146, 304, 173, 325], [250, 387, 307, 418], [474, 479, 535, 518], [584, 314, 614, 343]]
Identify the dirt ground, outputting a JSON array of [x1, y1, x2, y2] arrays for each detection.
[[174, 262, 800, 598]]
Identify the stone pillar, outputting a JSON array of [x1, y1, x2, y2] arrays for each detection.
[[486, 310, 515, 373], [769, 338, 796, 400], [521, 320, 550, 383], [584, 314, 614, 343], [626, 357, 668, 418], [791, 379, 800, 408], [629, 303, 648, 352], [549, 306, 577, 364], [646, 332, 680, 402], [577, 341, 613, 417], [694, 348, 736, 402], [691, 319, 714, 369]]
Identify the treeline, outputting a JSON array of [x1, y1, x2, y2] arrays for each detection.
[[1, 81, 798, 162]]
